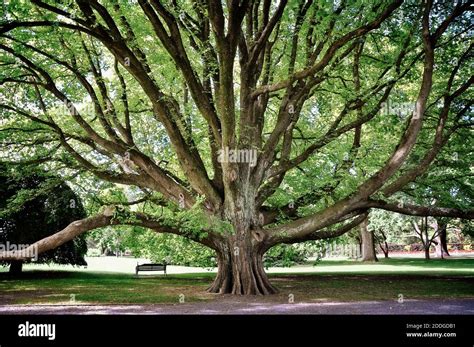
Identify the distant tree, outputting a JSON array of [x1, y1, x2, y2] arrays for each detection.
[[412, 216, 441, 260], [433, 217, 449, 258], [360, 215, 378, 262], [376, 230, 390, 259], [368, 209, 413, 258], [0, 168, 87, 274], [89, 226, 126, 256]]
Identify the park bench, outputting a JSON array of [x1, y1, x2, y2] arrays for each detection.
[[135, 263, 167, 276]]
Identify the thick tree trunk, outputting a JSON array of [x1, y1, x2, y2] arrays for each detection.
[[9, 260, 23, 275], [360, 217, 378, 262], [435, 223, 449, 258], [207, 239, 277, 295]]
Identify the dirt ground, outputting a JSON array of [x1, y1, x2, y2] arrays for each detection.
[[1, 298, 473, 315]]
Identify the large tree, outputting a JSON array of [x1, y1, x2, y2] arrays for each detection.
[[0, 0, 472, 294]]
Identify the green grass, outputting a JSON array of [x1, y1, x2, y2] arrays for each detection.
[[269, 258, 474, 302], [0, 272, 213, 304], [287, 257, 474, 276], [0, 257, 472, 304], [272, 274, 474, 302]]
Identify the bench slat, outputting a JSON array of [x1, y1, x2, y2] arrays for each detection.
[[135, 263, 167, 275]]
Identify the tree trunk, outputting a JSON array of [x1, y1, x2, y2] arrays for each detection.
[[435, 223, 449, 258], [207, 238, 277, 295], [379, 243, 389, 258], [424, 247, 430, 260], [360, 217, 378, 262], [378, 230, 389, 258], [9, 260, 23, 275]]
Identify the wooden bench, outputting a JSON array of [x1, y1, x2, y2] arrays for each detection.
[[135, 263, 167, 276]]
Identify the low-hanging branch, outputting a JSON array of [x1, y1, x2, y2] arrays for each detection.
[[0, 206, 221, 261]]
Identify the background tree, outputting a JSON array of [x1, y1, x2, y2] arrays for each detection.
[[368, 209, 413, 258], [0, 0, 472, 294], [434, 217, 449, 258], [376, 230, 389, 259], [0, 167, 87, 274], [412, 216, 440, 260], [359, 215, 378, 262], [448, 219, 473, 252]]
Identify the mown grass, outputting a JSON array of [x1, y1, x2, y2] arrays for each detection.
[[0, 257, 472, 304], [271, 274, 474, 302], [0, 272, 213, 304], [270, 258, 474, 302], [275, 257, 474, 276]]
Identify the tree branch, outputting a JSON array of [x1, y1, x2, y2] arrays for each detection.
[[0, 207, 221, 261], [366, 200, 474, 219]]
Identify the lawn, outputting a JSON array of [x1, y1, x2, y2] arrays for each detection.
[[0, 257, 472, 305]]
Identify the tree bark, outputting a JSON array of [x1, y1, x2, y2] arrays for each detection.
[[424, 216, 431, 260], [435, 222, 449, 258], [9, 260, 23, 275], [207, 237, 277, 295], [360, 217, 378, 262]]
